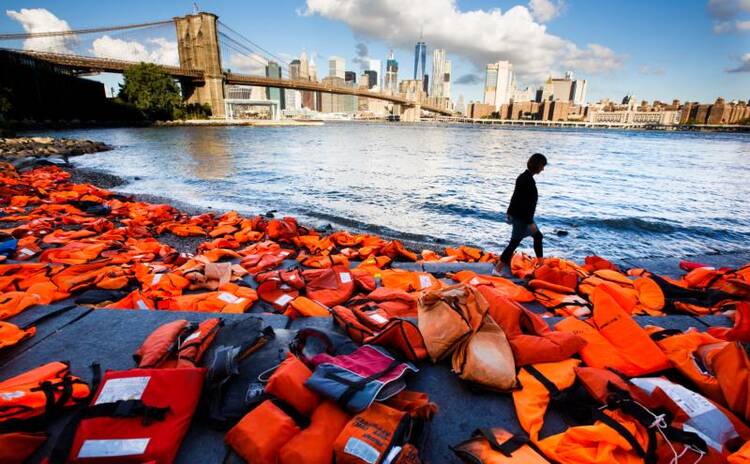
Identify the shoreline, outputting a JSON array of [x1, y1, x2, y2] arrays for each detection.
[[64, 163, 750, 267]]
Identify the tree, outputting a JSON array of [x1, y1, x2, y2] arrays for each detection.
[[118, 63, 182, 120]]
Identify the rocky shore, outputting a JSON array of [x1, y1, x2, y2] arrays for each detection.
[[0, 136, 111, 163]]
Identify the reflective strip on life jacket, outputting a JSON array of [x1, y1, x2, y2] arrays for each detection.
[[68, 367, 204, 463]]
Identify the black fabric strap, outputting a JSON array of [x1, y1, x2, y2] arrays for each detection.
[[473, 428, 529, 457], [523, 365, 561, 396], [84, 399, 170, 424], [326, 359, 402, 407], [649, 328, 683, 341]]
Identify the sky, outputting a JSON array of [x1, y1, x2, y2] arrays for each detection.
[[1, 0, 749, 103]]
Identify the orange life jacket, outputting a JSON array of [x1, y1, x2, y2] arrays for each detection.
[[555, 285, 670, 376], [477, 285, 585, 366], [0, 292, 41, 320], [0, 361, 91, 427], [285, 296, 331, 318], [0, 321, 35, 350], [527, 279, 591, 317], [333, 402, 411, 464], [513, 359, 651, 464], [331, 304, 427, 362], [381, 269, 441, 293], [418, 284, 487, 361], [278, 401, 351, 464], [265, 354, 321, 416], [158, 283, 257, 313], [451, 428, 551, 463], [133, 318, 222, 369], [303, 265, 355, 307], [648, 327, 727, 404], [450, 269, 535, 302], [226, 400, 302, 464]]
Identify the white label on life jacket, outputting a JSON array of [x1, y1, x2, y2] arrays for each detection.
[[274, 294, 294, 307], [217, 292, 239, 304], [0, 390, 25, 400], [368, 313, 388, 324], [183, 330, 201, 344], [339, 272, 352, 284], [151, 274, 163, 285], [135, 299, 149, 310], [343, 437, 379, 464], [19, 248, 35, 256], [78, 438, 150, 458], [418, 274, 432, 289], [469, 277, 481, 286], [632, 377, 712, 416], [95, 377, 150, 405]]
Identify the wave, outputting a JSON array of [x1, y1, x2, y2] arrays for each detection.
[[548, 216, 750, 240]]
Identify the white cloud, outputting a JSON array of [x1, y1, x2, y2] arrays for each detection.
[[90, 36, 178, 65], [6, 8, 74, 53], [638, 64, 666, 76], [727, 52, 750, 72], [302, 0, 623, 83], [227, 52, 269, 75], [707, 0, 750, 33], [528, 0, 565, 22]]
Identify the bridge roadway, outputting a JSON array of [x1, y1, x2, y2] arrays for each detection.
[[5, 48, 452, 116]]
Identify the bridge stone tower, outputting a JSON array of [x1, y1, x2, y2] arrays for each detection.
[[174, 12, 225, 118]]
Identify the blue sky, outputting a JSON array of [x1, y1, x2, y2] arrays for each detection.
[[2, 0, 748, 103]]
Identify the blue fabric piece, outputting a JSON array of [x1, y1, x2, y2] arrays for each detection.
[[0, 237, 18, 256]]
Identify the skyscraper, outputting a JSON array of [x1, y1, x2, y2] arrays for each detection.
[[368, 59, 382, 89], [299, 51, 310, 79], [385, 50, 398, 94], [443, 60, 452, 99], [431, 49, 446, 97], [265, 61, 285, 109], [363, 70, 378, 89], [328, 56, 345, 79], [289, 59, 301, 80], [483, 61, 514, 108], [414, 40, 426, 80], [345, 71, 357, 83]]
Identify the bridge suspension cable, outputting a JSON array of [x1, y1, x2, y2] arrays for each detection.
[[0, 19, 174, 41], [217, 31, 289, 77], [217, 20, 290, 68]]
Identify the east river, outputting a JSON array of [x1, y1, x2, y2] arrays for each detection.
[[32, 123, 750, 260]]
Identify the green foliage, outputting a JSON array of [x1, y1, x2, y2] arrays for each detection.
[[118, 63, 182, 121], [173, 102, 212, 120]]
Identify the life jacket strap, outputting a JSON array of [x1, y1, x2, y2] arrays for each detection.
[[84, 399, 170, 425], [473, 428, 529, 457], [326, 359, 402, 408]]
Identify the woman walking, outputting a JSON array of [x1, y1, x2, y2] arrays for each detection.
[[498, 153, 547, 271]]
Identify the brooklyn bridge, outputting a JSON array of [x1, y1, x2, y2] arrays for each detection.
[[0, 12, 452, 120]]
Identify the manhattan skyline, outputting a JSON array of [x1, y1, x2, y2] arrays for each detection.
[[1, 0, 748, 104]]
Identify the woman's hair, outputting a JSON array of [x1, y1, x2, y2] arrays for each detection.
[[527, 153, 548, 173]]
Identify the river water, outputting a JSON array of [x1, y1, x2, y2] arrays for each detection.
[[33, 123, 750, 260]]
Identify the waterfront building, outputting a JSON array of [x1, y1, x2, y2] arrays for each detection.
[[368, 59, 382, 89], [572, 78, 588, 105], [414, 40, 427, 80], [483, 61, 514, 108], [299, 51, 310, 79], [289, 59, 301, 80], [328, 56, 345, 79], [284, 89, 302, 111], [385, 50, 399, 95], [363, 70, 378, 89], [431, 49, 448, 98], [455, 94, 465, 115], [512, 85, 535, 102], [467, 102, 495, 118], [345, 71, 356, 83], [264, 61, 285, 110]]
